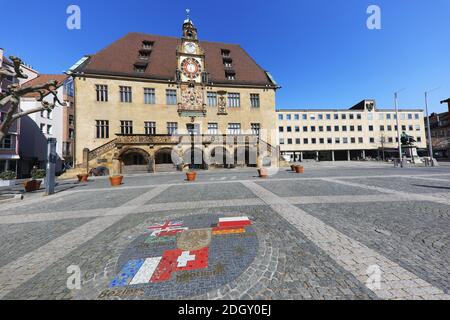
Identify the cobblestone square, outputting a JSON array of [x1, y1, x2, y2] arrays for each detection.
[[0, 162, 449, 300]]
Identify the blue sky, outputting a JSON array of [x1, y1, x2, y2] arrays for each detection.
[[1, 0, 449, 112]]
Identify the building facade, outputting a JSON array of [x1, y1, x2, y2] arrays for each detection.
[[425, 99, 450, 159], [0, 48, 39, 174], [71, 18, 279, 174], [277, 100, 427, 162], [19, 74, 73, 175]]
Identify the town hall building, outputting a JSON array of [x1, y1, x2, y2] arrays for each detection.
[[70, 16, 279, 174]]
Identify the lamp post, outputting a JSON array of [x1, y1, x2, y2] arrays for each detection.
[[394, 90, 404, 167], [424, 87, 439, 164]]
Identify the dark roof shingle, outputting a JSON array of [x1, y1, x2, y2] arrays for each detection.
[[79, 32, 275, 87], [21, 74, 68, 98]]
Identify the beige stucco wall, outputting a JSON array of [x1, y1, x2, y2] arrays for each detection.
[[74, 76, 277, 165], [277, 109, 427, 152]]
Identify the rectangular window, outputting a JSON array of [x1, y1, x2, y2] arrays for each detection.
[[335, 137, 340, 144], [167, 122, 178, 135], [349, 114, 354, 120], [250, 94, 260, 108], [278, 114, 283, 120], [69, 129, 74, 139], [144, 121, 156, 135], [343, 137, 348, 144], [370, 137, 375, 143], [166, 89, 177, 105], [357, 114, 362, 120], [120, 121, 133, 135], [380, 125, 385, 131], [208, 123, 218, 135], [46, 125, 53, 135], [369, 125, 374, 131], [334, 126, 339, 132], [417, 137, 422, 142], [207, 92, 217, 107], [303, 126, 308, 132], [286, 114, 291, 121], [319, 138, 325, 144], [40, 124, 45, 133], [47, 110, 52, 120], [303, 138, 308, 144], [319, 126, 324, 132], [327, 138, 332, 144], [295, 126, 300, 132], [327, 126, 332, 132], [302, 114, 307, 120], [68, 115, 75, 126], [279, 138, 285, 145], [228, 123, 241, 135], [351, 137, 356, 144], [294, 114, 299, 120], [358, 125, 363, 131], [311, 126, 316, 132], [342, 126, 347, 132], [311, 138, 316, 144], [279, 126, 284, 133], [318, 114, 323, 120], [120, 86, 132, 103], [251, 123, 261, 136], [96, 85, 108, 102], [326, 114, 331, 120], [415, 114, 420, 120], [287, 138, 293, 145], [0, 135, 13, 149], [287, 126, 292, 132], [386, 114, 391, 120], [334, 114, 339, 120], [228, 93, 240, 107], [144, 88, 156, 104], [358, 137, 364, 143], [295, 138, 301, 144], [341, 114, 347, 120]]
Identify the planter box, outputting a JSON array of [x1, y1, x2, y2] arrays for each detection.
[[0, 180, 16, 187]]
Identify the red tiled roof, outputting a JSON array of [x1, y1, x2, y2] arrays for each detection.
[[21, 74, 68, 98], [78, 32, 275, 87]]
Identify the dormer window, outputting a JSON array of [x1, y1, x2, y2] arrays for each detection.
[[221, 49, 231, 57], [139, 50, 151, 60], [142, 41, 154, 50], [134, 61, 148, 73], [134, 66, 146, 73], [225, 71, 236, 80]]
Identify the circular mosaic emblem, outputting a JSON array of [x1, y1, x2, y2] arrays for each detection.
[[98, 214, 258, 299]]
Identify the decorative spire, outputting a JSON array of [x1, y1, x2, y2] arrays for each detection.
[[186, 8, 190, 22]]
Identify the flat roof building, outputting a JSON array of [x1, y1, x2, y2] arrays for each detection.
[[277, 99, 426, 162]]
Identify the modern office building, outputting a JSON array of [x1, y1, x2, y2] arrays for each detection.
[[277, 99, 427, 162]]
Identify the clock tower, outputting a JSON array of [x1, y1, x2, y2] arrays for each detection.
[[176, 11, 208, 119]]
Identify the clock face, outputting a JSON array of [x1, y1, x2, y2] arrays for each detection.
[[181, 58, 201, 79], [184, 42, 196, 54]]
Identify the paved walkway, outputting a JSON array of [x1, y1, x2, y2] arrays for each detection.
[[0, 163, 449, 300]]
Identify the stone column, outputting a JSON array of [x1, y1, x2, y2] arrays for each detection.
[[82, 148, 90, 174], [300, 152, 303, 162], [332, 150, 335, 162], [347, 150, 351, 161], [316, 151, 319, 162], [362, 150, 366, 159]]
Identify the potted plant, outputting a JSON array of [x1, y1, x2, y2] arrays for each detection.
[[109, 175, 123, 187], [23, 168, 46, 192], [294, 165, 304, 174], [77, 173, 89, 183], [258, 167, 268, 178], [0, 171, 16, 187], [186, 170, 197, 182], [290, 164, 296, 171]]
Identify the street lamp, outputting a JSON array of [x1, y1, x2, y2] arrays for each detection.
[[424, 87, 440, 164], [394, 89, 405, 167]]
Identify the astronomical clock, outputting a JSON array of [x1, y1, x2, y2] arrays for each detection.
[[176, 16, 207, 118]]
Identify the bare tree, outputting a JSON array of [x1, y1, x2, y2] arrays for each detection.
[[0, 56, 66, 143]]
